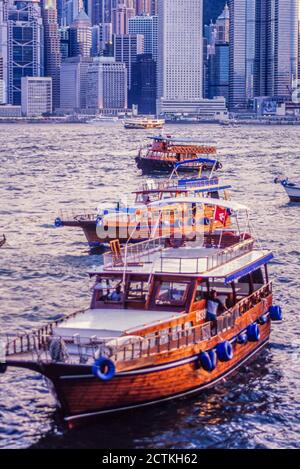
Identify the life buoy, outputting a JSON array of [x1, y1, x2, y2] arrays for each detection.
[[269, 305, 283, 321], [54, 217, 63, 228], [92, 357, 116, 381], [247, 323, 260, 342], [216, 341, 233, 362], [199, 349, 217, 372]]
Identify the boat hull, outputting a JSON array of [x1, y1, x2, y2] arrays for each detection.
[[15, 319, 270, 428], [135, 156, 212, 174], [284, 185, 300, 202]]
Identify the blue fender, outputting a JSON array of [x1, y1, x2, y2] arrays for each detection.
[[199, 349, 217, 372], [54, 217, 63, 228], [269, 306, 283, 321], [216, 341, 233, 362], [237, 332, 248, 345], [0, 362, 7, 374], [92, 357, 116, 381], [258, 313, 269, 325], [247, 323, 261, 342]]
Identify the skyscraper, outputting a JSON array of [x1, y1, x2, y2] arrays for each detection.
[[86, 57, 127, 113], [7, 0, 44, 105], [136, 0, 151, 15], [69, 8, 92, 57], [129, 14, 158, 60], [114, 33, 144, 89], [112, 3, 135, 34], [41, 0, 61, 110], [229, 0, 300, 111], [60, 55, 92, 111], [130, 53, 156, 113], [0, 0, 8, 104], [157, 0, 203, 115]]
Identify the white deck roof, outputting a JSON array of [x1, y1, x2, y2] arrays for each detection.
[[148, 197, 249, 211], [54, 308, 184, 338]]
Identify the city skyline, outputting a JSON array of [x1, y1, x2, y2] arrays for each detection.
[[0, 0, 299, 119]]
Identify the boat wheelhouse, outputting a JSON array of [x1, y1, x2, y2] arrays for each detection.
[[54, 169, 232, 248], [2, 200, 282, 428], [274, 177, 300, 202], [135, 136, 222, 174]]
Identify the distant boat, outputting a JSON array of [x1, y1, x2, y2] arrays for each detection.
[[123, 117, 165, 130], [87, 115, 119, 124], [0, 234, 6, 248], [136, 135, 222, 174], [274, 178, 300, 202]]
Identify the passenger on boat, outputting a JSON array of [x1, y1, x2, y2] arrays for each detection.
[[108, 285, 123, 302], [206, 290, 226, 321], [225, 293, 236, 310]]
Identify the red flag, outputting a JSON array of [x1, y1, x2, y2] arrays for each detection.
[[214, 206, 229, 226]]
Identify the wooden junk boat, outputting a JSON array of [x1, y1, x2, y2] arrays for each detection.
[[2, 199, 283, 428], [135, 135, 222, 173], [0, 234, 5, 248], [274, 177, 300, 202], [54, 166, 232, 248]]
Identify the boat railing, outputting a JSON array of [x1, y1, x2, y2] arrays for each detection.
[[138, 176, 219, 193], [59, 208, 97, 222], [159, 237, 254, 274], [103, 237, 166, 268], [4, 283, 272, 366]]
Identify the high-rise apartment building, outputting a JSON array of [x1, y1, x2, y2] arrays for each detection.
[[157, 0, 204, 115], [130, 53, 156, 113], [129, 14, 158, 60], [41, 0, 61, 110], [136, 0, 151, 15], [114, 33, 144, 89]]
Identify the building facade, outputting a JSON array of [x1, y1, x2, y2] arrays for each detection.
[[60, 55, 92, 111], [69, 8, 92, 57], [0, 0, 7, 104], [42, 0, 61, 110], [21, 76, 52, 116], [112, 3, 135, 34], [128, 14, 158, 61], [114, 33, 144, 89], [7, 0, 44, 105], [86, 57, 127, 113], [157, 0, 204, 115], [130, 53, 156, 113]]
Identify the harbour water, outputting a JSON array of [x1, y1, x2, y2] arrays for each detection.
[[0, 123, 299, 449]]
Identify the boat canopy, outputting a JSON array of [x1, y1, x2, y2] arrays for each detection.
[[148, 136, 216, 145], [147, 197, 249, 212], [175, 157, 218, 167], [200, 250, 274, 284]]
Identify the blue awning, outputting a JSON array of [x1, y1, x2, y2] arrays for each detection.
[[225, 252, 274, 284], [175, 157, 218, 167]]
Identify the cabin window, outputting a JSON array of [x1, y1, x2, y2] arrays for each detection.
[[94, 277, 123, 303], [195, 283, 209, 301], [155, 282, 188, 306], [126, 281, 148, 302], [210, 191, 220, 200]]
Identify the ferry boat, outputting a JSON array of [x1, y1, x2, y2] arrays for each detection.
[[274, 177, 300, 202], [123, 118, 165, 130], [136, 135, 222, 173], [0, 234, 5, 248], [54, 166, 232, 248], [1, 199, 282, 428]]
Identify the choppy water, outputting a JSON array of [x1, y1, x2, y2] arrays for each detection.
[[0, 123, 299, 449]]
